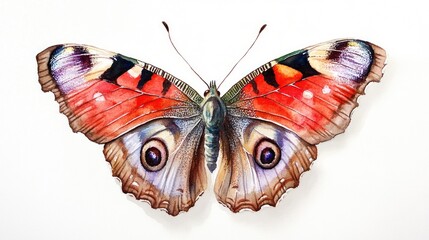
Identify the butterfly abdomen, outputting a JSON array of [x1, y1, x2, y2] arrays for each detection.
[[204, 127, 220, 172]]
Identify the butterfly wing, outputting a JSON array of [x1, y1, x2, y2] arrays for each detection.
[[37, 44, 207, 215], [104, 117, 206, 216], [37, 44, 203, 143], [216, 39, 386, 212], [215, 117, 317, 212]]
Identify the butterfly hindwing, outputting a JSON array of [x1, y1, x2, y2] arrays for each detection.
[[215, 117, 317, 212], [216, 39, 386, 212], [37, 44, 203, 143], [104, 117, 207, 216]]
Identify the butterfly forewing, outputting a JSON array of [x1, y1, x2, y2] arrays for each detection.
[[222, 39, 386, 144], [37, 44, 203, 143]]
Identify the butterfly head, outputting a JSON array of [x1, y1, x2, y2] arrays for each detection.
[[203, 80, 220, 97]]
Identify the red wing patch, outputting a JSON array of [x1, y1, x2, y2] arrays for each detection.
[[232, 75, 356, 143]]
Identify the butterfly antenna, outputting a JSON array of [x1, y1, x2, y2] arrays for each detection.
[[162, 21, 209, 88], [218, 24, 267, 89]]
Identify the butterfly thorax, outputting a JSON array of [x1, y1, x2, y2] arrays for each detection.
[[201, 81, 226, 172]]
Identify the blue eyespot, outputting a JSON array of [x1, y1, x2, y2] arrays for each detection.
[[254, 139, 281, 169], [141, 139, 168, 172], [260, 147, 275, 164], [145, 147, 162, 167]]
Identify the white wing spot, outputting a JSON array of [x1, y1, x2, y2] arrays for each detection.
[[128, 66, 141, 78], [131, 181, 139, 187], [322, 85, 331, 94], [75, 99, 84, 107], [303, 90, 313, 99], [94, 92, 105, 102]]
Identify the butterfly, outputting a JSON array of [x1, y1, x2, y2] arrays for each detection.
[[37, 33, 386, 216]]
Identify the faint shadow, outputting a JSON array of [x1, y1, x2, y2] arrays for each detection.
[[124, 177, 213, 229], [214, 164, 320, 227]]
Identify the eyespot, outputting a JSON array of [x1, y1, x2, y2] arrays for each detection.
[[216, 90, 220, 96], [254, 138, 281, 169], [140, 138, 168, 172]]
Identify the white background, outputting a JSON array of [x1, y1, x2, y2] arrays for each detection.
[[1, 0, 428, 239]]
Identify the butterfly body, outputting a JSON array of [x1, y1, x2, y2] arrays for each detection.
[[37, 39, 386, 216]]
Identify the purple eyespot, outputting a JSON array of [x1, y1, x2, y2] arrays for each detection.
[[49, 45, 92, 94]]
